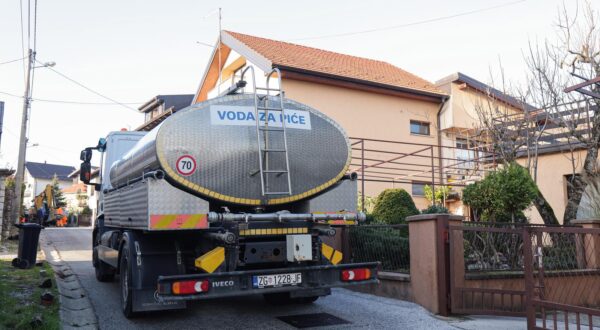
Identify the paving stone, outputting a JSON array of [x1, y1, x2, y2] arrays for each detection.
[[57, 279, 82, 291], [62, 324, 98, 330], [60, 296, 93, 311], [60, 308, 98, 327], [61, 275, 78, 283], [59, 287, 87, 299], [40, 234, 99, 329]]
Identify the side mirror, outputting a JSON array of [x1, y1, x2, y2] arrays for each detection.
[[80, 162, 92, 184], [80, 148, 92, 162], [97, 138, 107, 152]]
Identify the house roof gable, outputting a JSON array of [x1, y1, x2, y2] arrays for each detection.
[[435, 72, 534, 111], [222, 31, 446, 97], [25, 162, 76, 181]]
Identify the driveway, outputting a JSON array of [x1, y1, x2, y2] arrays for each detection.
[[41, 227, 467, 329]]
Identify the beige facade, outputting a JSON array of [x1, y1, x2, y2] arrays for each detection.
[[283, 79, 443, 210], [186, 32, 576, 221], [191, 31, 453, 211], [518, 150, 585, 224]]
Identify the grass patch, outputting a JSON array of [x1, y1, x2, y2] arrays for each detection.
[[0, 243, 60, 330]]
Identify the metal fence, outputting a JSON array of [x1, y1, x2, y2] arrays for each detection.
[[347, 224, 409, 273], [528, 226, 600, 329], [449, 222, 600, 328]]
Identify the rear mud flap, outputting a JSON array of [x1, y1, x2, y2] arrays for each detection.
[[133, 289, 186, 312]]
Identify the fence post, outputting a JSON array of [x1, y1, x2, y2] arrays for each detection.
[[406, 213, 464, 315], [523, 226, 536, 329], [572, 219, 600, 269]]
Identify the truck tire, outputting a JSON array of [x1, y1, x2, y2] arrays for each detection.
[[93, 248, 115, 282], [263, 292, 319, 305], [120, 245, 135, 318]]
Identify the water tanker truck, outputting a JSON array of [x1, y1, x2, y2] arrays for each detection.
[[79, 71, 378, 317]]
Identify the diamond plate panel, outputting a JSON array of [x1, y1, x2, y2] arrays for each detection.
[[103, 178, 209, 230], [304, 179, 358, 213]]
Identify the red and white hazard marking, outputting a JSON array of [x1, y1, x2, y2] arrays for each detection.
[[176, 155, 197, 176]]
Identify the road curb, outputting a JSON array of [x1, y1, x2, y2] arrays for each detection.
[[40, 234, 99, 329]]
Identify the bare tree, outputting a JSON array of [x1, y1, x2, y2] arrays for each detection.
[[472, 71, 560, 225], [524, 1, 600, 223]]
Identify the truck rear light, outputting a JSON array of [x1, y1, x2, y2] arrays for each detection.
[[172, 280, 209, 295], [341, 268, 371, 282]]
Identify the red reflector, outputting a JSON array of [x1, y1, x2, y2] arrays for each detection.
[[172, 280, 209, 295], [341, 268, 371, 281]]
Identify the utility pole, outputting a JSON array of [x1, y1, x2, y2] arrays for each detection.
[[12, 48, 35, 224]]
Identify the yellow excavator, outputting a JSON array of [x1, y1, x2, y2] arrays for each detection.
[[32, 184, 67, 226]]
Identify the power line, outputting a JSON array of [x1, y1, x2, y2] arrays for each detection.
[[287, 0, 527, 41], [36, 59, 140, 112], [0, 57, 26, 66], [0, 90, 23, 98], [0, 90, 142, 106]]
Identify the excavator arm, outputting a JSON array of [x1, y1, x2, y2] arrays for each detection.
[[33, 184, 57, 225]]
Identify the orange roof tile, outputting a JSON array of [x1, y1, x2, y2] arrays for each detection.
[[61, 183, 87, 194], [224, 31, 445, 97]]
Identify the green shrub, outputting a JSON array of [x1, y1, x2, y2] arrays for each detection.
[[349, 226, 409, 272], [463, 162, 537, 222], [371, 189, 419, 224], [424, 185, 451, 204], [421, 204, 449, 214]]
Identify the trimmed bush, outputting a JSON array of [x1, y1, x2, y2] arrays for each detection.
[[371, 189, 419, 225], [349, 226, 409, 272], [421, 204, 449, 214], [463, 162, 537, 222]]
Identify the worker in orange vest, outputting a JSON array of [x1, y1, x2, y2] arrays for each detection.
[[56, 207, 67, 227]]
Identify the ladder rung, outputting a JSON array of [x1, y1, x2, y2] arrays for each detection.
[[264, 192, 291, 195], [262, 149, 287, 152], [257, 106, 283, 111], [263, 170, 288, 173], [259, 127, 284, 132], [256, 87, 282, 92]]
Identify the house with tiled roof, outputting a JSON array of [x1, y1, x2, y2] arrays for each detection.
[[23, 161, 76, 207], [188, 31, 450, 209], [140, 31, 525, 213]]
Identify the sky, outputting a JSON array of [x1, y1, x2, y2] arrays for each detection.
[[0, 0, 593, 169]]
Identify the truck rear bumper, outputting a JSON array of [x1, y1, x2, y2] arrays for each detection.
[[156, 262, 379, 302]]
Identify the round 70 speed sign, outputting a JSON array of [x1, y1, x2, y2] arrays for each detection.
[[176, 155, 197, 176]]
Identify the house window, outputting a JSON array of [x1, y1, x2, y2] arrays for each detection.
[[410, 120, 430, 136], [456, 138, 468, 149], [412, 181, 428, 196]]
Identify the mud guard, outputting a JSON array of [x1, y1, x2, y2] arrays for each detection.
[[121, 230, 187, 312]]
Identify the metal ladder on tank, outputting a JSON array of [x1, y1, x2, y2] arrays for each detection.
[[241, 66, 292, 197]]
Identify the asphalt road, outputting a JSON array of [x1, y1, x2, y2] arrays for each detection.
[[41, 227, 460, 330]]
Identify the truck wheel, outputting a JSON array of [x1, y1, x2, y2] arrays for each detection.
[[93, 248, 115, 282], [263, 292, 319, 305], [120, 245, 135, 318]]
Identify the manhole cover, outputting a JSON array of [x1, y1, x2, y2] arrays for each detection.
[[277, 312, 351, 328]]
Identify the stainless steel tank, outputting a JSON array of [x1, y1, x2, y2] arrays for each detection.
[[109, 94, 351, 206]]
